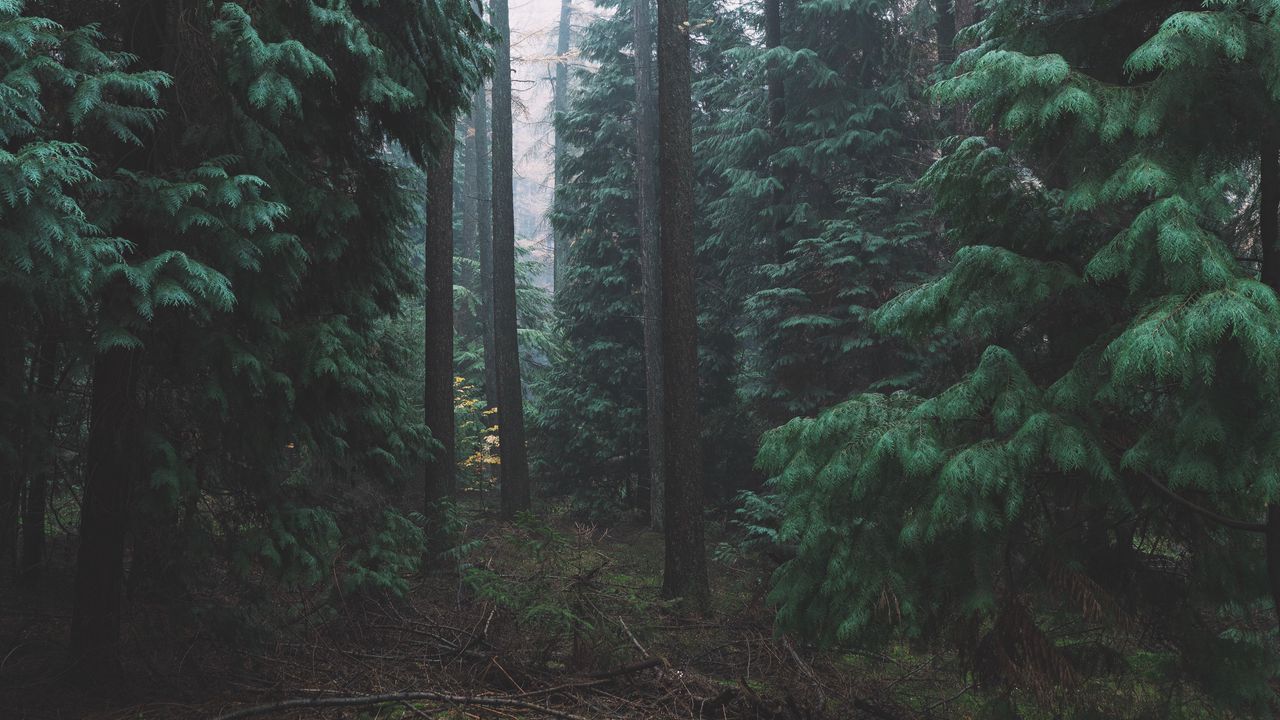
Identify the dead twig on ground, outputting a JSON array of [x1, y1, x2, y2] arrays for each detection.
[[211, 690, 593, 720]]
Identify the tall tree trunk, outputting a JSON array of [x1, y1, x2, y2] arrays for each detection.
[[553, 0, 573, 293], [71, 0, 167, 678], [71, 345, 142, 677], [657, 0, 708, 607], [475, 86, 498, 412], [0, 324, 22, 576], [633, 0, 664, 530], [20, 333, 57, 582], [425, 128, 458, 540], [1259, 143, 1280, 627], [459, 115, 480, 338], [491, 0, 532, 518]]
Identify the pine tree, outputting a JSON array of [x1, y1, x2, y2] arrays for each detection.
[[701, 0, 944, 422], [759, 0, 1280, 712], [9, 0, 493, 677], [537, 2, 648, 505], [535, 0, 754, 512]]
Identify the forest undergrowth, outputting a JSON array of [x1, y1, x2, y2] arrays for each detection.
[[0, 495, 976, 720], [2, 493, 1234, 720]]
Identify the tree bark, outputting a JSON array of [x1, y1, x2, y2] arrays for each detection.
[[491, 0, 532, 518], [474, 86, 498, 412], [633, 0, 664, 530], [0, 326, 22, 575], [71, 0, 167, 679], [71, 345, 142, 677], [935, 0, 956, 68], [20, 333, 57, 582], [459, 115, 478, 337], [553, 0, 573, 293], [1259, 143, 1280, 627], [657, 0, 708, 607], [763, 0, 788, 266], [425, 128, 457, 531], [763, 0, 785, 131]]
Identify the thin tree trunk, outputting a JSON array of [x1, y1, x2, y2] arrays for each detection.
[[1259, 143, 1280, 627], [657, 0, 708, 607], [633, 0, 664, 530], [20, 334, 56, 582], [491, 0, 532, 518], [764, 0, 787, 266], [425, 128, 458, 535], [764, 0, 784, 131], [553, 0, 573, 292], [0, 325, 22, 575], [935, 0, 956, 68], [475, 86, 498, 412]]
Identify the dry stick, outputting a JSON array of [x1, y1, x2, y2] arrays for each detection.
[[210, 691, 592, 720], [516, 658, 664, 700]]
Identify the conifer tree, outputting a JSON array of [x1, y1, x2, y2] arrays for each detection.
[[759, 0, 1280, 711], [14, 0, 492, 677], [536, 0, 752, 512], [702, 0, 942, 422], [491, 0, 532, 517]]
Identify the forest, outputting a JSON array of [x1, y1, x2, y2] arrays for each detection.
[[4, 0, 1280, 717]]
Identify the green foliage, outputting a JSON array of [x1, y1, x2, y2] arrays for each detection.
[[758, 0, 1280, 714], [701, 0, 945, 421], [0, 0, 490, 618], [534, 0, 758, 508]]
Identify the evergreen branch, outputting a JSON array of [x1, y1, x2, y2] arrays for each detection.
[[1137, 470, 1266, 533]]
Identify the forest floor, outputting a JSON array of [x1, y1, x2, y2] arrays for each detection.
[[0, 497, 968, 720]]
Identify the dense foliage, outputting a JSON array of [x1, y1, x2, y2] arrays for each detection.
[[754, 0, 1280, 715], [10, 0, 1280, 713], [0, 0, 487, 625]]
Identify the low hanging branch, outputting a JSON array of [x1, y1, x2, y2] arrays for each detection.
[[211, 691, 592, 720], [1138, 470, 1266, 533]]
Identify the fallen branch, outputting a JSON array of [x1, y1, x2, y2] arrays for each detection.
[[211, 691, 592, 720], [585, 656, 664, 679], [517, 657, 666, 700]]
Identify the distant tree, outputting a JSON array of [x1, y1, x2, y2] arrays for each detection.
[[633, 0, 664, 529], [425, 128, 457, 533], [473, 85, 499, 411], [553, 0, 574, 292]]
